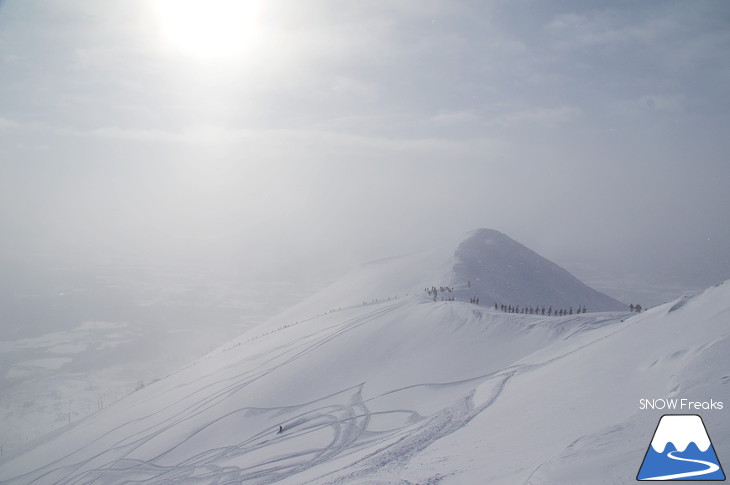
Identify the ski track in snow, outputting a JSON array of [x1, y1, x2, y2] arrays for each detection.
[[316, 373, 515, 485], [5, 301, 628, 485], [8, 303, 413, 483]]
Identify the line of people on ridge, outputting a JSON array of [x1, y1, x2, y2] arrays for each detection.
[[424, 286, 588, 315], [496, 303, 588, 316]]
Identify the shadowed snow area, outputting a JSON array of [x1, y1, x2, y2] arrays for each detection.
[[0, 230, 726, 484], [452, 229, 626, 311]]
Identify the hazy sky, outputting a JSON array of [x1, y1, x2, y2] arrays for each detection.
[[1, 0, 729, 291]]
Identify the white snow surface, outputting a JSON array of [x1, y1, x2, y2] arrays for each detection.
[[650, 415, 712, 453], [1, 231, 727, 484]]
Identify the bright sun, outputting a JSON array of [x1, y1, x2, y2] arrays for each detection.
[[154, 0, 261, 59]]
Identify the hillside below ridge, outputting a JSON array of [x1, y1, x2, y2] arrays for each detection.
[[2, 280, 726, 484], [0, 294, 630, 485]]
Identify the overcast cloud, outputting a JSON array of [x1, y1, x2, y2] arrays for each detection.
[[1, 0, 729, 302]]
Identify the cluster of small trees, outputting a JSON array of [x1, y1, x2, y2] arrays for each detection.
[[629, 303, 643, 312], [425, 286, 455, 302], [495, 303, 588, 316], [425, 286, 454, 296]]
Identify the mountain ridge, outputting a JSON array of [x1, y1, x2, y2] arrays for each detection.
[[273, 228, 625, 321]]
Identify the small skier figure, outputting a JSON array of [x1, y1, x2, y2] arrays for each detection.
[[278, 425, 283, 434]]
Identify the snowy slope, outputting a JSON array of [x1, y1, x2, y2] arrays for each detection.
[[0, 297, 610, 484], [1, 281, 727, 485], [1, 232, 726, 485]]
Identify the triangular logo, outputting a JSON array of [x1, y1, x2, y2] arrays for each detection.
[[637, 414, 725, 481]]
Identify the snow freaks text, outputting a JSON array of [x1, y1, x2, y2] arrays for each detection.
[[640, 399, 724, 411]]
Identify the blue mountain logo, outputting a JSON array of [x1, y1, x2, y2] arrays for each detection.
[[637, 414, 725, 481]]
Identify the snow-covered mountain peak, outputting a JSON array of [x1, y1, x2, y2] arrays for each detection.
[[275, 228, 625, 321], [650, 415, 712, 453], [450, 228, 626, 311], [459, 227, 511, 244]]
